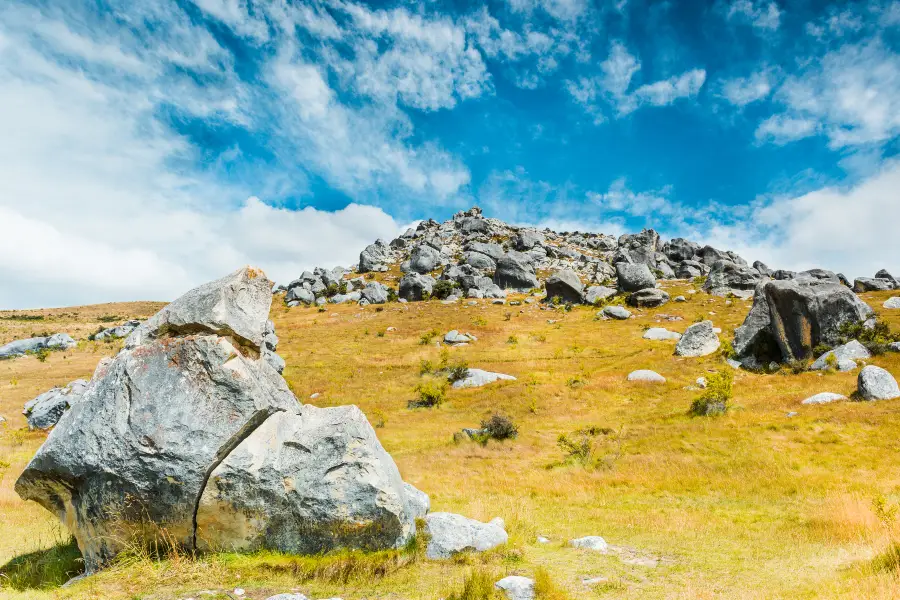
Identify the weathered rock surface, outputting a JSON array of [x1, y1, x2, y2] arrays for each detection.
[[399, 273, 435, 301], [584, 286, 617, 305], [675, 321, 721, 357], [451, 369, 516, 389], [494, 255, 539, 291], [810, 340, 871, 371], [601, 306, 631, 320], [23, 379, 89, 430], [616, 263, 656, 292], [627, 370, 665, 383], [94, 320, 141, 341], [424, 512, 508, 559], [359, 240, 391, 272], [703, 260, 763, 298], [628, 288, 669, 308], [196, 405, 416, 554], [858, 366, 900, 401], [403, 482, 430, 520], [884, 297, 900, 309], [643, 328, 682, 341], [854, 278, 895, 293], [495, 576, 535, 600], [545, 269, 584, 304], [0, 334, 77, 359], [570, 536, 609, 551], [801, 392, 847, 405], [444, 330, 476, 345]]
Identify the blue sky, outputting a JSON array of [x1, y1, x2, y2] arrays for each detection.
[[1, 0, 899, 308]]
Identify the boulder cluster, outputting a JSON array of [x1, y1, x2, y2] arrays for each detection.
[[0, 333, 76, 359]]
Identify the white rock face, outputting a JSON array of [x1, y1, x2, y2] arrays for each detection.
[[674, 321, 721, 357], [570, 536, 609, 551], [858, 366, 900, 401], [810, 340, 871, 371], [801, 392, 847, 405], [627, 370, 666, 383], [424, 512, 508, 559], [643, 328, 682, 341], [883, 297, 900, 309], [495, 575, 535, 600], [451, 369, 517, 389]]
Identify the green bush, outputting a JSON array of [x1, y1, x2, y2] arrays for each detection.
[[477, 414, 518, 442], [431, 280, 458, 300], [410, 378, 447, 408], [719, 338, 737, 360], [839, 319, 900, 355], [690, 369, 733, 416], [446, 359, 470, 384], [419, 329, 439, 346]]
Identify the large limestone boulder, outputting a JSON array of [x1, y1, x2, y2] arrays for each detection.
[[703, 260, 763, 298], [0, 334, 76, 359], [494, 255, 539, 291], [616, 263, 656, 292], [628, 288, 669, 308], [196, 405, 416, 554], [544, 269, 584, 304], [399, 273, 435, 301], [675, 321, 720, 357], [15, 267, 416, 572], [858, 366, 900, 401], [94, 320, 141, 341], [810, 340, 871, 371], [126, 267, 273, 352], [359, 239, 390, 272], [408, 244, 441, 274]]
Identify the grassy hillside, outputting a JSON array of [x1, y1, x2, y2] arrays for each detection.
[[2, 286, 900, 599]]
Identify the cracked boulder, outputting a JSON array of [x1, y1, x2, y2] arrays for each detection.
[[15, 267, 415, 571], [196, 405, 416, 554]]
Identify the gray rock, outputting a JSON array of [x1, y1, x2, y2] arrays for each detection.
[[94, 321, 141, 341], [359, 239, 390, 272], [858, 366, 900, 401], [797, 269, 842, 285], [703, 260, 763, 298], [23, 380, 89, 430], [810, 340, 871, 371], [892, 342, 900, 353], [465, 242, 505, 261], [753, 261, 772, 277], [656, 261, 676, 279], [676, 260, 706, 279], [674, 296, 687, 302], [328, 292, 362, 304], [643, 328, 681, 341], [570, 536, 609, 551], [463, 251, 496, 271], [545, 269, 584, 304], [514, 230, 545, 251], [424, 512, 508, 559], [884, 297, 900, 309], [876, 269, 898, 285], [764, 279, 873, 362], [360, 282, 389, 305], [444, 330, 476, 345], [854, 278, 895, 292], [494, 255, 539, 291], [801, 392, 847, 405], [616, 263, 656, 293], [451, 369, 516, 389], [674, 321, 720, 357], [585, 286, 617, 305], [0, 337, 49, 359], [628, 288, 669, 308], [403, 482, 430, 520], [399, 273, 435, 301], [594, 261, 616, 283], [602, 306, 631, 320], [458, 217, 490, 235], [663, 238, 700, 262], [495, 576, 535, 600], [409, 244, 441, 274], [126, 267, 272, 352], [617, 229, 660, 266], [733, 283, 777, 359], [627, 370, 665, 383], [196, 405, 415, 554]]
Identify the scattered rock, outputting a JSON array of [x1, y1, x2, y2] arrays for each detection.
[[601, 306, 631, 320], [444, 330, 476, 345], [702, 260, 762, 298], [23, 380, 89, 430], [451, 369, 516, 389], [570, 536, 609, 551], [616, 263, 656, 292], [544, 269, 585, 304], [858, 366, 900, 401], [643, 328, 681, 341], [495, 576, 534, 600], [94, 320, 141, 341], [884, 297, 900, 309], [627, 370, 666, 383], [853, 278, 895, 293], [810, 340, 871, 371], [674, 321, 720, 357], [801, 392, 847, 405], [585, 286, 617, 305], [674, 295, 686, 302], [494, 255, 539, 291], [0, 334, 77, 359], [423, 512, 508, 559], [399, 273, 435, 301], [628, 288, 670, 308]]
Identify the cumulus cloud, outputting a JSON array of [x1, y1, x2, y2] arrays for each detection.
[[726, 0, 782, 32], [720, 69, 775, 106]]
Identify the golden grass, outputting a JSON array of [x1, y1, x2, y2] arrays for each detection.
[[2, 287, 900, 598]]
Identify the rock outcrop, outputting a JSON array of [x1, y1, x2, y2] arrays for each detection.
[[0, 334, 76, 359], [423, 513, 508, 559], [23, 379, 89, 430], [16, 267, 420, 571]]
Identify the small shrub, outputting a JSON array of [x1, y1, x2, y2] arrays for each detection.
[[472, 316, 488, 326], [719, 338, 737, 360], [419, 359, 435, 375], [422, 290, 432, 302], [372, 411, 386, 429], [410, 379, 447, 408], [478, 414, 518, 442], [557, 433, 593, 465], [839, 319, 900, 355], [694, 275, 708, 286], [446, 359, 470, 384], [444, 568, 500, 600], [317, 306, 327, 313], [824, 353, 838, 371], [419, 329, 439, 346], [549, 295, 562, 306], [33, 348, 51, 363], [507, 335, 518, 345], [812, 343, 833, 358], [432, 280, 458, 300], [386, 287, 398, 302], [503, 312, 512, 322], [376, 330, 385, 338], [690, 369, 733, 416], [534, 567, 573, 600], [325, 283, 340, 298], [566, 377, 585, 388]]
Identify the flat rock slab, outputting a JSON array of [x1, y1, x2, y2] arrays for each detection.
[[451, 369, 516, 389], [801, 392, 847, 405], [885, 297, 900, 309], [643, 328, 681, 341], [810, 340, 871, 371], [570, 536, 608, 551], [424, 512, 508, 559], [627, 370, 666, 383], [601, 306, 631, 320]]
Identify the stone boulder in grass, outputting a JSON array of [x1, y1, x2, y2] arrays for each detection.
[[544, 269, 585, 304], [16, 267, 423, 571]]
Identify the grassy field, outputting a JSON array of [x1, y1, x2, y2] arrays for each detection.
[[2, 285, 900, 599]]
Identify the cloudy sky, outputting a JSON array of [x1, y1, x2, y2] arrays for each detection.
[[1, 0, 899, 308]]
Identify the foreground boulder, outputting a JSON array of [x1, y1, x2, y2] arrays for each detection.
[[23, 379, 89, 430], [16, 267, 417, 571], [616, 263, 656, 292], [196, 405, 415, 554], [424, 513, 508, 559], [734, 279, 873, 364], [674, 321, 720, 357], [858, 366, 900, 401], [544, 269, 584, 304]]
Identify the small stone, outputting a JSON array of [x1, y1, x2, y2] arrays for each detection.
[[627, 370, 665, 383], [643, 328, 681, 341], [696, 377, 708, 388], [537, 535, 551, 544], [802, 392, 846, 405], [570, 536, 608, 551], [674, 295, 687, 302], [495, 576, 535, 600], [885, 297, 900, 309], [601, 306, 631, 320]]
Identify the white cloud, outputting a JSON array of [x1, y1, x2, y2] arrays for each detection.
[[505, 0, 589, 22], [701, 161, 900, 279], [190, 0, 269, 42], [601, 41, 640, 97], [720, 69, 775, 106], [587, 178, 674, 217], [632, 69, 706, 108], [727, 0, 782, 32], [761, 39, 900, 148]]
